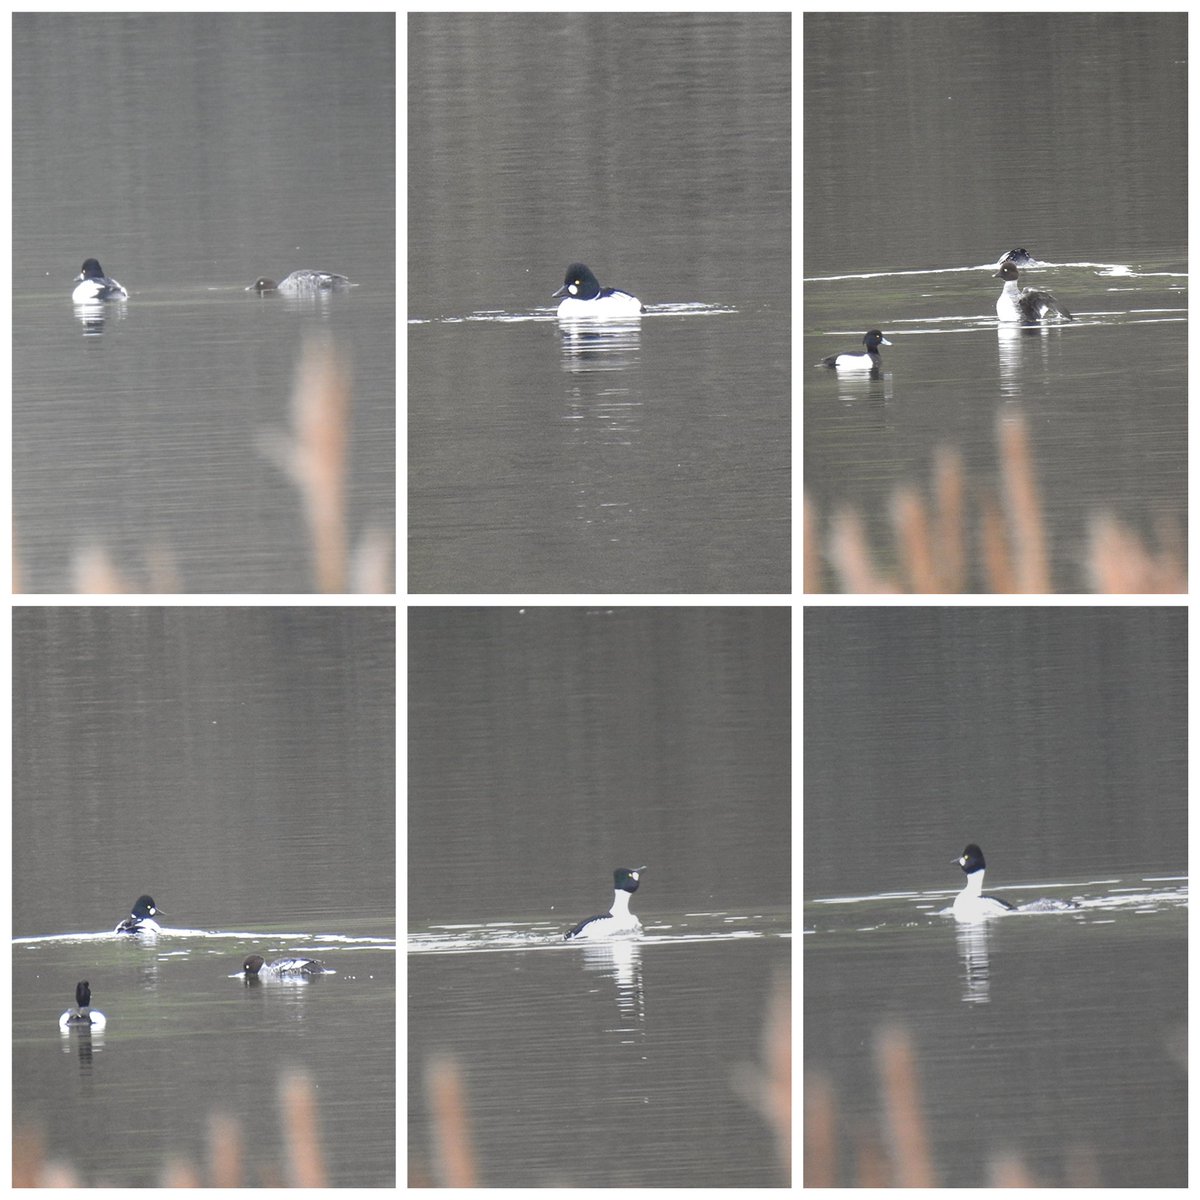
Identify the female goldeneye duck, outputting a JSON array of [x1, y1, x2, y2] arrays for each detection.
[[72, 258, 128, 303], [115, 894, 163, 934], [952, 844, 1017, 922], [552, 262, 645, 318], [564, 866, 646, 941], [994, 262, 1073, 323], [241, 954, 331, 979], [818, 329, 892, 371], [59, 980, 107, 1030], [249, 270, 352, 295]]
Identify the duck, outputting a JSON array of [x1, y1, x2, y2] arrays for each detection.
[[248, 270, 352, 294], [241, 954, 331, 979], [952, 844, 1017, 922], [59, 980, 106, 1030], [115, 894, 163, 934], [994, 262, 1073, 323], [564, 866, 646, 941], [72, 258, 128, 303], [552, 262, 645, 319], [997, 247, 1038, 268], [817, 329, 892, 371]]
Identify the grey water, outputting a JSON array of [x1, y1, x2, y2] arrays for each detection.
[[12, 608, 396, 1185], [804, 607, 1186, 1187], [408, 607, 790, 1185], [12, 14, 395, 593], [804, 13, 1186, 592], [408, 13, 790, 594]]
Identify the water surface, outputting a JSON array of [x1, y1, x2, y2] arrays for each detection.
[[13, 608, 396, 1185], [804, 607, 1186, 1186], [408, 607, 790, 1185], [409, 13, 790, 594], [804, 13, 1186, 592], [13, 14, 395, 593]]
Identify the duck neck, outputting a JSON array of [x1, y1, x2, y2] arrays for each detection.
[[962, 869, 985, 897]]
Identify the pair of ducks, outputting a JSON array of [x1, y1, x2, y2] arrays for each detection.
[[58, 955, 331, 1031], [72, 258, 352, 303], [112, 893, 330, 972], [820, 248, 1074, 372]]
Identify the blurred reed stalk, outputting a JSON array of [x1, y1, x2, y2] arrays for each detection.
[[1087, 512, 1185, 592], [876, 1026, 933, 1186], [806, 1025, 1105, 1185], [68, 543, 181, 594], [807, 410, 1184, 593], [267, 334, 351, 593], [350, 522, 394, 595], [731, 972, 791, 1180], [280, 1070, 327, 1186], [426, 1055, 478, 1187], [19, 336, 392, 594], [416, 978, 791, 1186], [13, 1071, 332, 1186], [804, 1025, 936, 1185]]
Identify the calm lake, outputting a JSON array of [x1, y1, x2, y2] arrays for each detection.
[[13, 608, 396, 1185]]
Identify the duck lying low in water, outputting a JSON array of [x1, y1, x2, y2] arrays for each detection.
[[248, 270, 353, 294], [240, 954, 332, 979]]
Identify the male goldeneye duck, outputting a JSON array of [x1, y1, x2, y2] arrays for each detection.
[[994, 262, 1073, 323], [241, 954, 331, 979], [59, 980, 107, 1030], [249, 270, 352, 295], [564, 866, 646, 940], [997, 247, 1037, 267], [818, 329, 892, 371], [952, 844, 1017, 922], [115, 894, 163, 934], [552, 262, 645, 319], [72, 258, 128, 303]]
